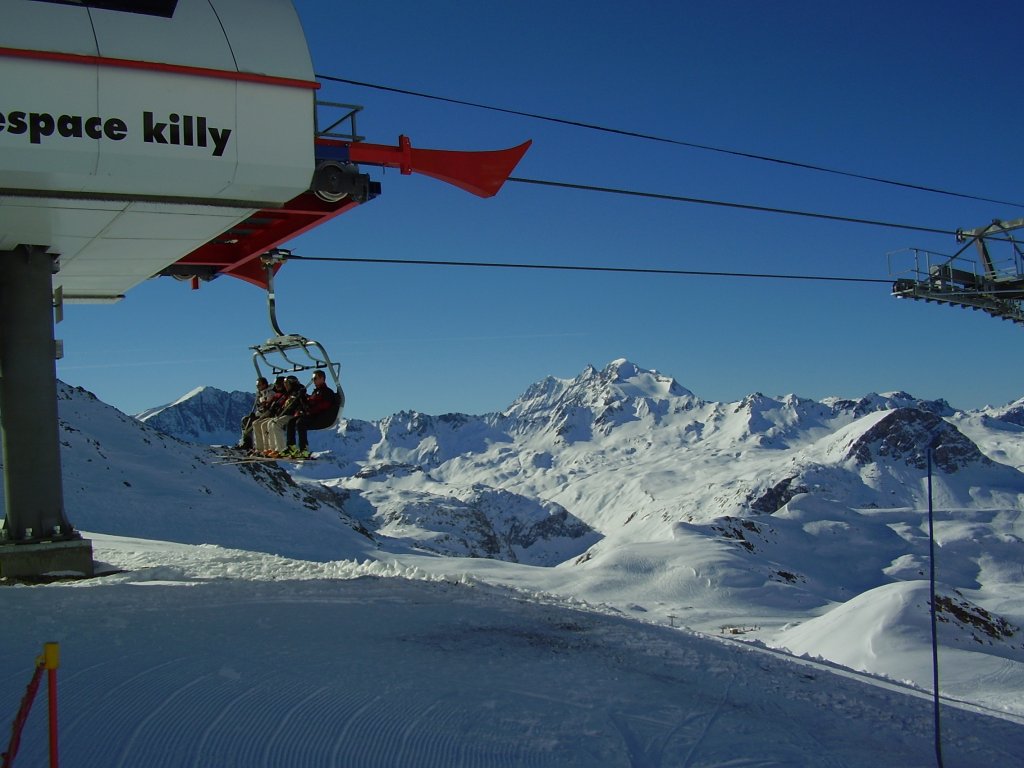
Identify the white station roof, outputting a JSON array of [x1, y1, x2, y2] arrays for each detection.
[[0, 0, 318, 301]]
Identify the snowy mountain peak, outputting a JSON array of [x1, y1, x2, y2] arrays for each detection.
[[509, 360, 694, 409], [601, 358, 695, 399], [500, 360, 701, 441], [606, 357, 639, 380], [135, 385, 254, 445]]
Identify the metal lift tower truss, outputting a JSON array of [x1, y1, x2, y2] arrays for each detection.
[[891, 218, 1024, 325]]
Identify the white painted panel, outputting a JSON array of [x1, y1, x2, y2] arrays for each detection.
[[0, 194, 252, 297], [0, 0, 97, 55], [230, 82, 314, 200], [0, 198, 123, 250], [56, 227, 241, 295], [0, 59, 100, 191], [212, 0, 314, 81], [100, 208, 244, 239], [93, 68, 241, 199], [60, 238, 201, 281], [90, 0, 236, 71]]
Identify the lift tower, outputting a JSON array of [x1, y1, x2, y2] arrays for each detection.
[[891, 218, 1024, 325], [0, 245, 91, 576]]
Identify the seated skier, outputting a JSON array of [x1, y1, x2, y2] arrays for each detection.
[[260, 375, 306, 458], [250, 377, 286, 455], [285, 369, 339, 458], [237, 376, 271, 450]]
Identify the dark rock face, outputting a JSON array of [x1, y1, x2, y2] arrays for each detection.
[[844, 408, 991, 473], [750, 476, 809, 514]]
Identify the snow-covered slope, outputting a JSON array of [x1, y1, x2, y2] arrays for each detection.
[[35, 384, 372, 562], [5, 361, 1024, 739], [122, 359, 1024, 717], [5, 541, 1022, 767]]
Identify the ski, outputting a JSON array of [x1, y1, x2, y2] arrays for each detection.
[[211, 451, 316, 466]]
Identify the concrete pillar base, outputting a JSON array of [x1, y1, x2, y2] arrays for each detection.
[[0, 538, 95, 581]]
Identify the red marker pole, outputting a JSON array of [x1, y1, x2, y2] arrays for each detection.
[[42, 644, 59, 768]]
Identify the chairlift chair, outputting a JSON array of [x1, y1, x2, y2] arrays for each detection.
[[250, 250, 345, 426]]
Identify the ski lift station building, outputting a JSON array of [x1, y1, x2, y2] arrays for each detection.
[[0, 0, 528, 578]]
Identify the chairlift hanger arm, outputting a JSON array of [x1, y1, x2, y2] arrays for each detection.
[[260, 249, 291, 337], [250, 251, 343, 392]]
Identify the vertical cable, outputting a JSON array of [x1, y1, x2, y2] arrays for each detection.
[[927, 449, 944, 767]]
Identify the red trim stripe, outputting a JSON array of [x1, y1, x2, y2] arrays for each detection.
[[0, 46, 319, 90]]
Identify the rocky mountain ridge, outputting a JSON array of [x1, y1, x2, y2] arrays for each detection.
[[135, 358, 1024, 553]]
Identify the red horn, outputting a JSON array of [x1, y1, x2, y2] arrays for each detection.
[[340, 136, 531, 198]]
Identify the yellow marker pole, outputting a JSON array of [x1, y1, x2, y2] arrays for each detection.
[[41, 643, 59, 768]]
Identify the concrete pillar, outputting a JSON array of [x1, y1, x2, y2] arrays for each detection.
[[0, 245, 93, 578]]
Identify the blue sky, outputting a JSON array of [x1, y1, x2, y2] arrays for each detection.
[[55, 0, 1024, 419]]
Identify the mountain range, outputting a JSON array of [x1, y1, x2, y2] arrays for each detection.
[[137, 357, 1024, 539]]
